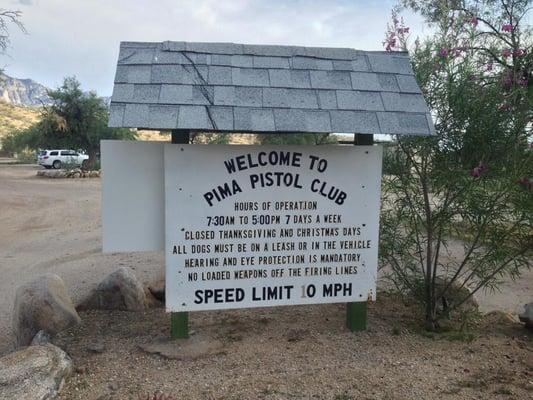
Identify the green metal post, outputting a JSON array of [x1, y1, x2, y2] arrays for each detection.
[[170, 311, 189, 339], [346, 133, 373, 332], [170, 129, 191, 339], [346, 302, 367, 331]]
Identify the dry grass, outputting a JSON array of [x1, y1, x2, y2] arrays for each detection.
[[0, 101, 41, 139]]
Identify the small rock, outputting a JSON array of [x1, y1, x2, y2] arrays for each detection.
[[286, 328, 309, 342], [138, 334, 224, 360], [69, 170, 82, 178], [0, 343, 73, 400], [86, 342, 105, 354], [108, 382, 119, 391], [12, 274, 81, 347], [81, 267, 146, 311], [31, 330, 51, 346], [519, 302, 533, 329]]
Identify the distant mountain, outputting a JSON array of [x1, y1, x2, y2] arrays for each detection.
[[0, 72, 52, 106]]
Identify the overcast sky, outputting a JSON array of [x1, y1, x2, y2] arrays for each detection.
[[3, 0, 430, 96]]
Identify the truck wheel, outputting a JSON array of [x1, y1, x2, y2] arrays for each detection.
[[81, 159, 89, 169], [53, 160, 61, 169]]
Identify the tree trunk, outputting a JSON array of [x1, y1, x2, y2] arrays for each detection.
[[84, 148, 98, 171]]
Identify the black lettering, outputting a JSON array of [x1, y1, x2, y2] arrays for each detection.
[[224, 159, 236, 174], [203, 192, 214, 207]]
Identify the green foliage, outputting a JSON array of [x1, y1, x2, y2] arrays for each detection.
[[257, 133, 337, 145], [12, 150, 36, 164], [191, 132, 230, 144], [1, 125, 41, 154], [1, 77, 136, 167], [380, 0, 532, 330]]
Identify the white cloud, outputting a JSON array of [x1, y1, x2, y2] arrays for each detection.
[[3, 0, 428, 95]]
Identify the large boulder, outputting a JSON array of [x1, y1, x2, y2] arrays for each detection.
[[0, 343, 73, 399], [82, 267, 146, 311], [12, 274, 81, 348], [519, 302, 533, 329]]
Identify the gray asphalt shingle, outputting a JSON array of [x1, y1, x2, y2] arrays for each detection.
[[273, 109, 331, 132], [109, 41, 434, 135], [336, 90, 384, 111], [133, 85, 161, 104], [108, 104, 125, 127], [330, 110, 379, 134], [350, 72, 399, 92], [115, 65, 152, 84], [234, 108, 275, 131], [148, 105, 179, 129], [253, 56, 290, 69], [377, 112, 430, 135], [214, 86, 262, 107], [380, 92, 428, 112], [317, 90, 338, 109], [232, 68, 270, 86], [268, 69, 311, 88], [310, 70, 352, 90]]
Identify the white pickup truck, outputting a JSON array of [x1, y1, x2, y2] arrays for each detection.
[[38, 149, 89, 169]]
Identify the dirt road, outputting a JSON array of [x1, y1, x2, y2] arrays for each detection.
[[0, 164, 530, 355], [0, 164, 163, 355]]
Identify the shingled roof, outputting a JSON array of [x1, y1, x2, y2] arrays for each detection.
[[108, 41, 435, 135]]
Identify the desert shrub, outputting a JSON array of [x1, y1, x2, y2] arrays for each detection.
[[380, 1, 532, 330]]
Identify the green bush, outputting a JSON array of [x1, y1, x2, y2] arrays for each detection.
[[380, 1, 532, 330]]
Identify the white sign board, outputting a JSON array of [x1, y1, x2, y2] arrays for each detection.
[[165, 144, 382, 312], [101, 140, 165, 252]]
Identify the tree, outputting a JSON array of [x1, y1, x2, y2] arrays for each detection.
[[379, 1, 532, 330], [258, 133, 337, 145], [2, 77, 136, 167], [0, 9, 25, 55]]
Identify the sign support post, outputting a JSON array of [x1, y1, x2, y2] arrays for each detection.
[[170, 129, 190, 339], [346, 133, 373, 332]]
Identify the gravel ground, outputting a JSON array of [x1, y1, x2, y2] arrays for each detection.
[[0, 163, 532, 399], [54, 296, 532, 400]]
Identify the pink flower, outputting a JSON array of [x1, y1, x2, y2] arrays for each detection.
[[454, 47, 468, 57], [502, 49, 512, 58], [470, 162, 487, 178], [513, 48, 525, 57], [502, 24, 513, 32], [469, 17, 478, 26], [439, 47, 449, 57], [470, 167, 481, 178], [486, 62, 493, 71], [383, 37, 396, 52]]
